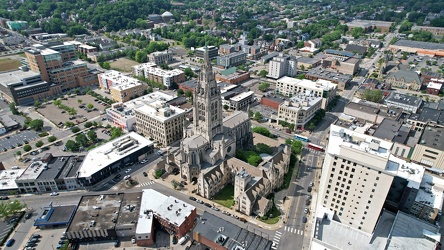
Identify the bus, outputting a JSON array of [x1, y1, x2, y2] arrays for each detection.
[[308, 143, 324, 152], [294, 134, 310, 142]]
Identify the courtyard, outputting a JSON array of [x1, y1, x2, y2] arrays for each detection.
[[213, 184, 235, 208], [36, 94, 107, 126]]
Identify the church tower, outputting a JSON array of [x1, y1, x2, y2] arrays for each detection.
[[193, 45, 223, 141]]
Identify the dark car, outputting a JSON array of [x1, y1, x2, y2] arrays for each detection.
[[204, 203, 212, 208], [302, 216, 307, 223], [25, 212, 32, 219], [114, 174, 121, 179], [172, 236, 178, 244], [143, 172, 148, 177], [29, 238, 39, 243], [307, 186, 312, 192], [0, 196, 9, 200], [58, 240, 66, 244], [180, 181, 187, 185], [189, 196, 197, 201], [6, 238, 15, 247], [305, 199, 310, 206], [114, 240, 120, 247]]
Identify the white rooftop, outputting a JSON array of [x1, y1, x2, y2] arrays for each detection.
[[279, 95, 322, 111], [427, 82, 442, 90], [385, 154, 424, 189], [136, 189, 168, 235], [0, 169, 25, 190], [230, 91, 254, 102], [135, 100, 185, 122], [78, 132, 153, 178], [18, 161, 47, 180], [328, 124, 393, 169], [132, 63, 184, 77], [100, 70, 144, 90], [277, 76, 337, 91], [415, 173, 444, 210], [154, 196, 195, 226]]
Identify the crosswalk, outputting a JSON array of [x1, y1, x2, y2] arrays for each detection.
[[140, 181, 155, 187], [272, 231, 282, 250], [284, 226, 304, 235]]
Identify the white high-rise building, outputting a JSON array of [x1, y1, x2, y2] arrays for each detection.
[[267, 53, 298, 79]]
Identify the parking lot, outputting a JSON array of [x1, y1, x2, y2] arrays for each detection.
[[37, 94, 107, 126], [0, 130, 39, 153]]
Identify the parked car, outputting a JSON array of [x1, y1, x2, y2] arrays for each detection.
[[204, 203, 212, 208], [302, 216, 307, 223], [29, 238, 39, 243], [304, 208, 309, 214], [189, 196, 197, 201], [30, 151, 38, 155], [196, 199, 203, 204], [6, 238, 15, 247], [114, 240, 120, 247], [23, 158, 31, 163], [239, 217, 247, 223], [0, 196, 9, 200], [211, 206, 220, 211], [25, 212, 32, 219], [232, 214, 239, 219], [125, 168, 131, 174], [143, 172, 148, 177], [50, 192, 59, 196], [132, 237, 136, 244], [307, 186, 312, 192], [31, 234, 41, 238]]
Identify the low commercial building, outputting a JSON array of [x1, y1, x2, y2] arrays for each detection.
[[305, 68, 352, 90], [345, 19, 393, 33], [277, 95, 322, 129], [106, 91, 175, 131], [426, 82, 443, 95], [193, 212, 273, 250], [389, 40, 444, 57], [77, 44, 97, 54], [385, 92, 422, 113], [0, 33, 25, 46], [34, 203, 77, 228], [406, 108, 444, 132], [0, 115, 19, 131], [76, 132, 154, 186], [147, 50, 173, 65], [411, 126, 444, 172], [222, 91, 255, 111], [195, 45, 218, 59], [132, 63, 185, 89], [215, 67, 250, 85], [410, 173, 444, 223], [0, 69, 62, 106], [344, 101, 402, 124], [98, 70, 148, 102], [323, 57, 360, 75], [0, 169, 24, 195], [275, 76, 337, 109], [411, 26, 444, 36], [135, 100, 186, 146], [216, 52, 247, 69], [297, 56, 321, 70], [260, 95, 286, 110]]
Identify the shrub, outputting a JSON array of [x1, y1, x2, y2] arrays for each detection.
[[71, 127, 81, 133], [48, 135, 57, 142], [38, 132, 49, 137], [35, 141, 44, 148], [23, 145, 32, 152]]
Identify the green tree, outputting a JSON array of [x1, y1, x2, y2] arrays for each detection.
[[77, 99, 83, 104], [0, 200, 25, 219], [28, 119, 44, 131], [259, 70, 268, 77], [255, 143, 272, 154], [87, 103, 94, 110], [34, 100, 42, 108], [48, 135, 57, 143], [65, 140, 79, 152], [53, 99, 62, 107], [185, 90, 193, 98], [84, 122, 93, 128], [177, 89, 184, 96], [247, 154, 262, 166], [223, 104, 229, 110], [23, 145, 32, 152], [9, 102, 19, 115], [253, 112, 263, 122], [135, 50, 147, 63], [35, 141, 44, 148], [68, 108, 77, 116], [258, 82, 270, 92], [252, 126, 272, 137], [285, 138, 303, 155], [110, 127, 124, 139], [87, 130, 98, 142], [75, 133, 88, 147], [71, 127, 81, 133], [64, 121, 75, 128], [15, 150, 21, 159], [363, 89, 384, 103]]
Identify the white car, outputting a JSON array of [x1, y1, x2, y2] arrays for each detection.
[[50, 192, 59, 196], [125, 169, 131, 174], [124, 175, 131, 180]]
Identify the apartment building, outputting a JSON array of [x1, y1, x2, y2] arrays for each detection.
[[106, 91, 175, 131], [135, 100, 186, 146], [147, 50, 173, 65], [317, 125, 418, 234], [0, 69, 62, 105], [222, 90, 255, 111], [275, 76, 337, 109], [98, 70, 147, 102], [24, 42, 98, 91], [195, 45, 218, 59], [267, 53, 298, 79], [132, 63, 185, 89], [277, 95, 322, 129], [411, 126, 444, 172], [216, 51, 247, 68]]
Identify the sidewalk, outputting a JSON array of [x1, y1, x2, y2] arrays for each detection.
[[148, 169, 286, 231]]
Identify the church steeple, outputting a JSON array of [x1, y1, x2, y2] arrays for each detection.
[[193, 44, 223, 141]]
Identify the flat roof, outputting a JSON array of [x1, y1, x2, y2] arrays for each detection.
[[279, 95, 322, 111], [135, 100, 185, 122], [297, 56, 321, 64], [34, 205, 77, 226], [78, 132, 153, 178], [372, 118, 403, 141], [391, 39, 444, 51], [137, 189, 167, 234], [230, 91, 254, 102], [306, 68, 352, 84], [328, 124, 393, 168], [17, 156, 82, 180], [277, 76, 337, 91], [194, 212, 273, 250], [0, 70, 41, 86], [386, 92, 422, 107], [387, 211, 441, 250], [416, 173, 444, 210], [100, 70, 144, 90], [0, 169, 24, 190], [132, 63, 184, 77], [419, 126, 444, 150], [386, 155, 424, 189], [427, 82, 442, 90], [0, 115, 18, 128], [325, 49, 355, 58], [154, 195, 195, 227], [346, 19, 393, 28]]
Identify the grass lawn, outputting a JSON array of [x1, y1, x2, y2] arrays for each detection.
[[0, 58, 21, 72], [258, 202, 281, 224], [213, 184, 235, 208], [109, 58, 139, 72]]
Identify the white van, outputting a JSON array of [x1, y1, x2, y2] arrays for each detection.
[[178, 235, 188, 245]]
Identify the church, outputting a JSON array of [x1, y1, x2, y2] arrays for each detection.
[[158, 46, 291, 216]]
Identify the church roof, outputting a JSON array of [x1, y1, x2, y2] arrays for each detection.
[[182, 134, 208, 149], [223, 111, 249, 129]]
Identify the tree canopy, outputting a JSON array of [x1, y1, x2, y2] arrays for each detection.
[[28, 119, 44, 131], [0, 200, 25, 219]]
